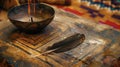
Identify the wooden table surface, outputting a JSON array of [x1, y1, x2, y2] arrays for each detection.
[[0, 6, 120, 67]]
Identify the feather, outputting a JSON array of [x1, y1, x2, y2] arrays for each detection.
[[42, 33, 85, 54]]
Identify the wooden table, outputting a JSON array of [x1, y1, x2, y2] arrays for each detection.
[[0, 6, 120, 67]]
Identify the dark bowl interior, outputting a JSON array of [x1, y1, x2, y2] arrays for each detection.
[[8, 3, 55, 33]]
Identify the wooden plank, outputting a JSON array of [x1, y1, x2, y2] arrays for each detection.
[[37, 55, 64, 67], [11, 41, 41, 57]]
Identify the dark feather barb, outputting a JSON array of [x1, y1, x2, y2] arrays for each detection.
[[43, 33, 85, 54]]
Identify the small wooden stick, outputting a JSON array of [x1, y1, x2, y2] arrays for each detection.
[[31, 17, 33, 22]]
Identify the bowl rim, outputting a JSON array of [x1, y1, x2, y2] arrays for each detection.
[[7, 3, 55, 23]]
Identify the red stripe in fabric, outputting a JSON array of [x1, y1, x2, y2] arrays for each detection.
[[61, 8, 84, 16], [99, 20, 120, 29]]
